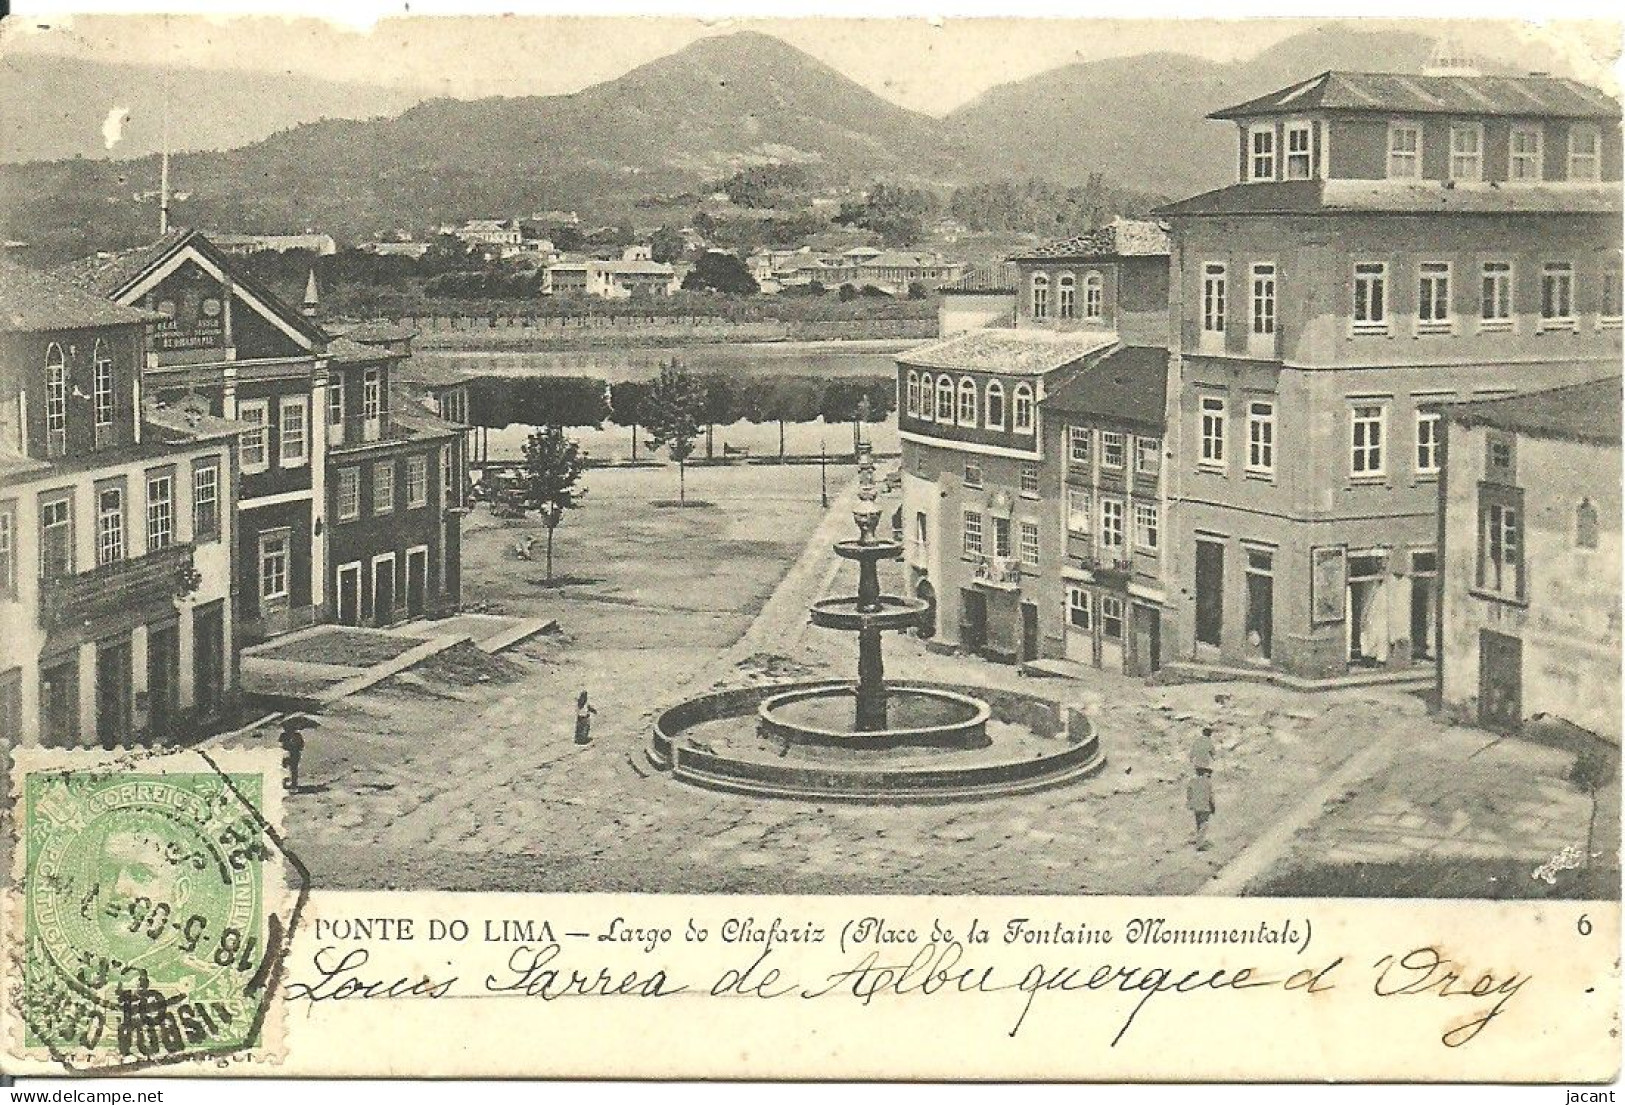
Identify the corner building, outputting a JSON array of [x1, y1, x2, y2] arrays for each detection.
[[1158, 71, 1622, 679]]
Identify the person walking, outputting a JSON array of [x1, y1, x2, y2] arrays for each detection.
[[574, 691, 597, 745], [279, 717, 310, 792], [1189, 725, 1216, 772], [1187, 765, 1216, 850]]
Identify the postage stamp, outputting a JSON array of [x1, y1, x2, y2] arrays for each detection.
[[4, 747, 304, 1074]]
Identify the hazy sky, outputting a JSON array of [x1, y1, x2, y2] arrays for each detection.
[[1, 11, 1618, 114]]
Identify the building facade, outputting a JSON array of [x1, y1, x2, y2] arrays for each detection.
[[1158, 70, 1623, 679], [1439, 377, 1621, 742], [1, 260, 240, 748]]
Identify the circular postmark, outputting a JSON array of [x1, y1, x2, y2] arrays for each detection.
[[13, 750, 301, 1072]]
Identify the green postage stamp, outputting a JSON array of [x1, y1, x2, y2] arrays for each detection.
[[4, 747, 303, 1074]]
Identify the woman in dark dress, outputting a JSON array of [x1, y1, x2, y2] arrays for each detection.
[[574, 690, 597, 745]]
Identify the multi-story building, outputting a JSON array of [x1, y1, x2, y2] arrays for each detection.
[[1439, 376, 1621, 741], [1, 260, 240, 747], [897, 220, 1171, 664], [1157, 70, 1622, 679], [541, 256, 678, 298]]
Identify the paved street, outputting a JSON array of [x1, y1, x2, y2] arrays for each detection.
[[228, 466, 1614, 897]]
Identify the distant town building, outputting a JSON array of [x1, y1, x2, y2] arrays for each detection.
[[359, 241, 432, 259], [541, 252, 678, 299], [443, 219, 522, 249], [0, 259, 240, 746], [212, 233, 338, 257], [1439, 377, 1622, 741]]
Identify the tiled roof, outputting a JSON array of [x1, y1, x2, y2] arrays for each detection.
[[143, 396, 249, 443], [57, 228, 192, 298], [392, 406, 465, 439], [0, 258, 163, 333], [326, 336, 395, 364], [941, 263, 1018, 294], [393, 358, 474, 389], [897, 328, 1118, 375], [1040, 346, 1169, 429], [1211, 71, 1620, 120], [1445, 376, 1622, 446], [861, 251, 954, 268], [1011, 219, 1171, 261], [340, 320, 418, 343], [1157, 179, 1623, 218]]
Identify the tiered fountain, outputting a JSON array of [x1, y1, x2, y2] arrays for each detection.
[[650, 432, 1105, 802]]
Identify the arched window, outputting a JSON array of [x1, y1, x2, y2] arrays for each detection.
[[985, 380, 1005, 429], [92, 339, 115, 430], [958, 377, 977, 425], [1083, 271, 1104, 321], [45, 342, 67, 455], [1577, 498, 1599, 549], [1013, 383, 1035, 434], [1031, 273, 1050, 319], [1058, 273, 1077, 319], [936, 376, 954, 422], [919, 374, 934, 419], [906, 371, 920, 417]]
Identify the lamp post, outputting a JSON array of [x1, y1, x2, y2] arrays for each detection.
[[819, 438, 828, 509]]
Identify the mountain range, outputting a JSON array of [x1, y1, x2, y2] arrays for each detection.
[[0, 26, 1597, 259]]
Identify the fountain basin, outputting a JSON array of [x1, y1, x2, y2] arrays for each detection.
[[758, 684, 990, 751], [808, 595, 928, 632], [833, 539, 903, 562]]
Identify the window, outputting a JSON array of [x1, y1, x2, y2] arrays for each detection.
[[905, 371, 919, 416], [1350, 403, 1386, 477], [1012, 384, 1035, 434], [1018, 521, 1040, 568], [1066, 488, 1091, 534], [1569, 125, 1601, 181], [1352, 262, 1387, 333], [935, 377, 954, 423], [259, 529, 290, 602], [363, 368, 382, 425], [279, 396, 308, 466], [1509, 125, 1543, 181], [1083, 272, 1103, 321], [1477, 488, 1523, 599], [1134, 502, 1159, 551], [1284, 121, 1313, 179], [957, 377, 977, 425], [1058, 274, 1076, 319], [0, 502, 13, 598], [407, 455, 429, 508], [1480, 261, 1513, 329], [1576, 498, 1599, 550], [1415, 411, 1441, 475], [1136, 436, 1161, 475], [1388, 122, 1422, 179], [373, 461, 395, 514], [1101, 596, 1124, 640], [984, 381, 1004, 428], [145, 472, 173, 550], [1068, 425, 1091, 465], [1449, 124, 1483, 181], [193, 462, 219, 541], [96, 486, 123, 566], [918, 374, 934, 420], [328, 377, 346, 430], [239, 399, 269, 473], [992, 517, 1012, 560], [914, 512, 927, 550], [1485, 432, 1515, 484], [1201, 264, 1227, 336], [1248, 125, 1276, 181], [1067, 586, 1093, 630], [1100, 498, 1125, 552], [1031, 273, 1049, 319], [1250, 263, 1276, 336], [1541, 262, 1575, 327], [963, 510, 983, 556], [39, 496, 73, 580], [1100, 431, 1125, 470], [1417, 262, 1452, 333], [1199, 395, 1226, 467], [963, 461, 983, 489], [1019, 466, 1039, 498], [1246, 400, 1275, 475], [45, 343, 66, 456], [1601, 260, 1623, 323], [92, 339, 115, 429], [337, 467, 361, 521]]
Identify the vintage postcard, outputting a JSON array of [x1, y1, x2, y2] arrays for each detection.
[[0, 7, 1619, 1082]]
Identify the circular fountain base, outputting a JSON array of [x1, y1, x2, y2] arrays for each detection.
[[758, 685, 990, 751], [651, 680, 1105, 803]]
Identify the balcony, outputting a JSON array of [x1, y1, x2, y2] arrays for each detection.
[[329, 413, 391, 449], [972, 555, 1023, 591], [39, 543, 195, 632]]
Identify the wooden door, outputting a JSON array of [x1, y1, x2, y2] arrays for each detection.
[[1478, 631, 1522, 730]]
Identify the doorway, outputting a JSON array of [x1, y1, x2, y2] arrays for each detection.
[[39, 658, 78, 747], [406, 547, 429, 618], [336, 562, 362, 627], [372, 554, 396, 627], [193, 601, 224, 721], [1478, 630, 1522, 729], [146, 623, 179, 740], [1064, 585, 1094, 664], [1244, 548, 1274, 661], [960, 589, 987, 652], [1132, 603, 1162, 674], [96, 637, 132, 750], [1347, 553, 1388, 666], [1409, 551, 1437, 662], [1194, 539, 1224, 649], [1020, 602, 1040, 663]]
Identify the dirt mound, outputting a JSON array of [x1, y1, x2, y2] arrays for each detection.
[[406, 640, 525, 687]]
